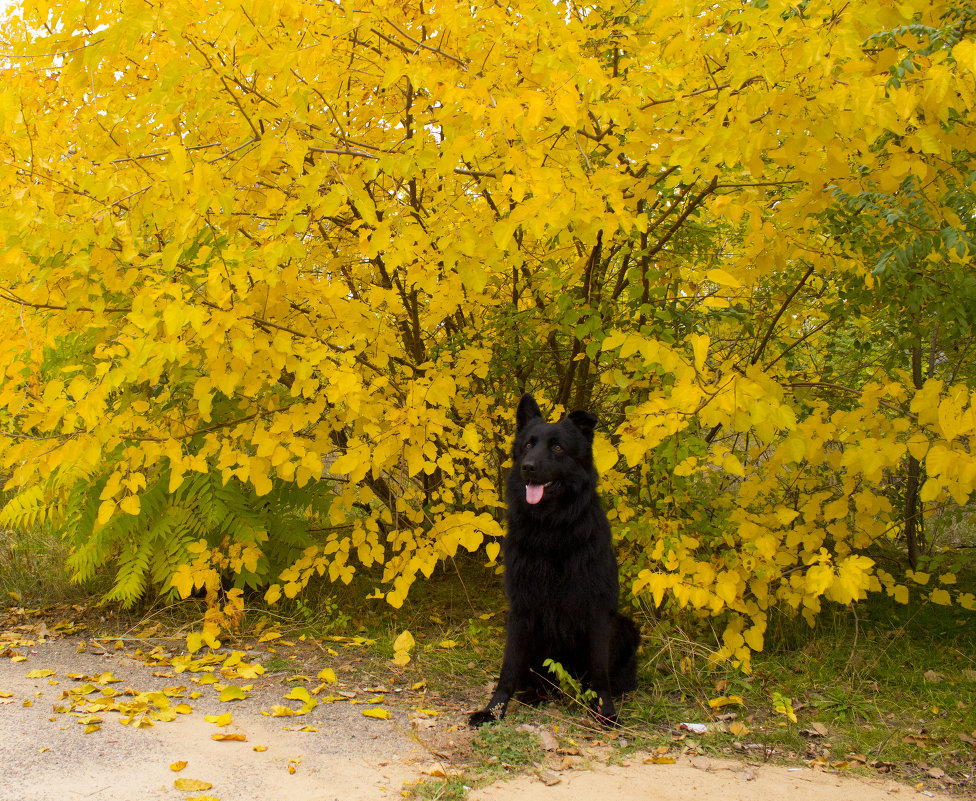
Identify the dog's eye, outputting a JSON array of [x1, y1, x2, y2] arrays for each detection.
[[551, 442, 563, 453]]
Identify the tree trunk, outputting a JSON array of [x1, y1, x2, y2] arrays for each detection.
[[904, 342, 924, 570]]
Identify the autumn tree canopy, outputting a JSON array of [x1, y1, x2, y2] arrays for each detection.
[[1, 0, 974, 665]]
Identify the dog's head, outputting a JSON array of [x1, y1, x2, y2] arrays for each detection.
[[510, 393, 597, 506]]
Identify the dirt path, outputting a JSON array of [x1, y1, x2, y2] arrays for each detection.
[[0, 634, 960, 801]]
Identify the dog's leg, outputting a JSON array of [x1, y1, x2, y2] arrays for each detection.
[[468, 617, 530, 727], [609, 612, 640, 693], [586, 616, 618, 727]]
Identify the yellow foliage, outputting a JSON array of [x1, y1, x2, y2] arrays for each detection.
[[0, 0, 973, 663]]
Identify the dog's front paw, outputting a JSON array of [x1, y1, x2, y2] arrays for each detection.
[[591, 696, 619, 729], [468, 708, 500, 727], [591, 708, 619, 729]]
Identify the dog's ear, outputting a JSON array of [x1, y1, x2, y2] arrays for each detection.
[[516, 393, 544, 431], [568, 410, 597, 441]]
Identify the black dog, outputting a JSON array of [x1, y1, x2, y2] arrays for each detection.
[[469, 394, 639, 727]]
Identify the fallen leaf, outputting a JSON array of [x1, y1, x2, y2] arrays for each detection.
[[174, 778, 213, 792], [350, 694, 385, 704], [266, 705, 299, 717], [538, 730, 559, 751], [801, 722, 829, 737], [316, 668, 336, 684], [283, 687, 311, 704], [212, 733, 247, 741], [252, 745, 268, 752], [170, 761, 188, 772], [219, 685, 249, 702], [362, 707, 392, 720], [643, 756, 676, 764], [204, 712, 232, 727], [708, 695, 744, 709], [26, 669, 56, 678]]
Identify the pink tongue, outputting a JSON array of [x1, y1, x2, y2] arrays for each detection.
[[525, 484, 545, 505]]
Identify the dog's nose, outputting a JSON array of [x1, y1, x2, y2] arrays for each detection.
[[521, 460, 536, 477]]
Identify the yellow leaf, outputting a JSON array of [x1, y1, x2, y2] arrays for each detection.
[[705, 268, 742, 289], [170, 761, 187, 772], [204, 712, 232, 727], [283, 686, 312, 703], [362, 707, 392, 720], [25, 669, 56, 678], [689, 333, 709, 372], [708, 695, 744, 709], [392, 630, 415, 666], [266, 704, 299, 717], [592, 435, 619, 473], [96, 500, 116, 526], [220, 685, 249, 702], [485, 541, 500, 563], [119, 494, 140, 516], [212, 733, 247, 741], [929, 588, 952, 606], [722, 453, 744, 477], [953, 40, 976, 75], [316, 668, 336, 684], [174, 779, 213, 792]]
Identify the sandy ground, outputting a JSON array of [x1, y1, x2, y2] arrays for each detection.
[[0, 634, 962, 801]]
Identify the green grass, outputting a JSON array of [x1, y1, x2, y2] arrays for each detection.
[[617, 598, 976, 789], [0, 525, 107, 605]]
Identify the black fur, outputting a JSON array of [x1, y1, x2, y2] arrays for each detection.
[[469, 394, 639, 727]]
